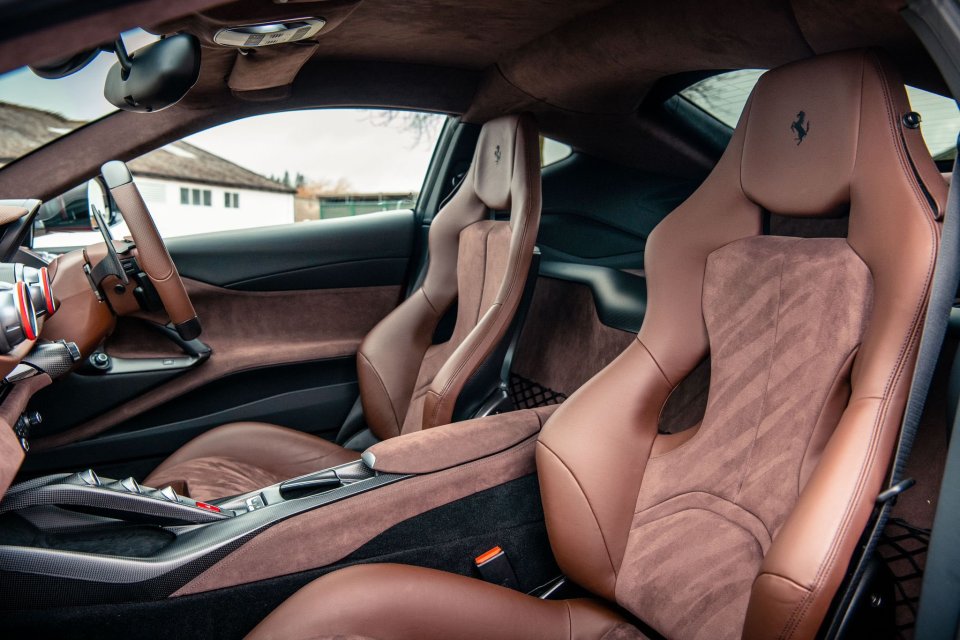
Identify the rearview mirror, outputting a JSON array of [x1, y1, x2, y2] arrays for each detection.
[[104, 33, 201, 113]]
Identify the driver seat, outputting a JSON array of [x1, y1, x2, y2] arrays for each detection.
[[145, 114, 542, 501], [246, 50, 946, 639]]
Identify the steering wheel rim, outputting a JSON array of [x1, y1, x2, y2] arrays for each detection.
[[100, 160, 201, 340]]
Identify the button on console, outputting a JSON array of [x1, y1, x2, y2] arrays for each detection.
[[119, 477, 141, 494], [77, 469, 101, 486], [245, 494, 266, 511]]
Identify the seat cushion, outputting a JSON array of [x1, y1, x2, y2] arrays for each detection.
[[144, 422, 360, 501], [245, 564, 642, 640]]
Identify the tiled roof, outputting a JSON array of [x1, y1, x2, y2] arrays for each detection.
[[0, 102, 293, 193]]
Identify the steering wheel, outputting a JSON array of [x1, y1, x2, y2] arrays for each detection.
[[100, 161, 201, 340]]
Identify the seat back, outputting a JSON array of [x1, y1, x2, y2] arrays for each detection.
[[358, 114, 541, 440], [536, 50, 947, 639]]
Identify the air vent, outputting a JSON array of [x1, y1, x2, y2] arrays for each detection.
[[213, 18, 325, 47]]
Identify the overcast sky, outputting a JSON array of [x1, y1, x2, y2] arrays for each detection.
[[0, 30, 445, 193], [184, 111, 444, 193]]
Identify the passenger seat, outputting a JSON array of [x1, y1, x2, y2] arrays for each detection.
[[145, 114, 543, 501]]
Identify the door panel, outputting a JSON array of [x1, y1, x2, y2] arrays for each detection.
[[24, 359, 358, 476], [27, 213, 412, 475], [31, 280, 402, 445], [167, 209, 415, 290]]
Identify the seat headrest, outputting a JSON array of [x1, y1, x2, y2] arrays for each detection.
[[472, 114, 534, 210], [739, 49, 941, 218]]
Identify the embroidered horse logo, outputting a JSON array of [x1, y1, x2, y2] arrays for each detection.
[[791, 111, 810, 145], [494, 144, 502, 164]]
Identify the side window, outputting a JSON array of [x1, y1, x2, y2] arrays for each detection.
[[34, 109, 447, 250], [679, 70, 960, 160], [541, 136, 573, 167]]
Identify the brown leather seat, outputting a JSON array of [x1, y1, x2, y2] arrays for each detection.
[[145, 114, 542, 501], [245, 50, 947, 639]]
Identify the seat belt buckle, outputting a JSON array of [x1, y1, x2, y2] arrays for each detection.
[[877, 477, 916, 505], [474, 546, 519, 589]]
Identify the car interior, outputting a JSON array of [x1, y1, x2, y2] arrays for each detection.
[[0, 1, 959, 639]]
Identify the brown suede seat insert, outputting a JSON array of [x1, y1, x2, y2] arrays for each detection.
[[617, 236, 872, 638]]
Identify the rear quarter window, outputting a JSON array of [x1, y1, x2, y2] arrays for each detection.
[[680, 69, 960, 160]]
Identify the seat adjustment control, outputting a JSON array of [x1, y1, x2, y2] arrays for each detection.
[[12, 411, 40, 451]]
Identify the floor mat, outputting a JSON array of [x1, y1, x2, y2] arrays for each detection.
[[509, 374, 567, 410], [877, 518, 931, 639]]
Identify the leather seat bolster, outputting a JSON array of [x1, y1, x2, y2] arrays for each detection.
[[245, 564, 633, 640], [360, 113, 542, 436], [536, 341, 674, 599], [741, 51, 944, 638], [358, 288, 444, 440], [144, 422, 360, 500], [363, 405, 555, 474]]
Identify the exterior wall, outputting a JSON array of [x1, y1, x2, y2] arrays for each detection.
[[295, 196, 320, 222], [135, 176, 295, 238], [295, 194, 416, 222]]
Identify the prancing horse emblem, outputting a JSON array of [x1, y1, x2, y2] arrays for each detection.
[[791, 111, 810, 145], [494, 144, 501, 164]]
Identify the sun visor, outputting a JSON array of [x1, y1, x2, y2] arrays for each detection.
[[227, 42, 318, 100]]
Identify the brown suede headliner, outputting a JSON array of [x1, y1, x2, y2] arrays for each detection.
[[0, 0, 943, 202]]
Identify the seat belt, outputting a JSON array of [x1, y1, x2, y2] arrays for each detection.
[[915, 370, 960, 639], [826, 138, 960, 638]]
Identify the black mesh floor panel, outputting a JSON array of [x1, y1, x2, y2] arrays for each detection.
[[509, 375, 567, 409], [877, 518, 931, 639]]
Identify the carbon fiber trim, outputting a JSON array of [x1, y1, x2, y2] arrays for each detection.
[[0, 483, 229, 525], [0, 470, 407, 606], [17, 505, 124, 532]]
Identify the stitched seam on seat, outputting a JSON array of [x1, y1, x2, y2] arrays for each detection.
[[785, 59, 937, 639], [539, 440, 620, 580], [563, 600, 574, 639], [796, 347, 860, 497], [635, 338, 673, 388], [358, 351, 402, 439], [426, 223, 499, 424], [430, 129, 538, 423], [782, 53, 940, 639], [633, 490, 773, 543], [469, 221, 494, 328]]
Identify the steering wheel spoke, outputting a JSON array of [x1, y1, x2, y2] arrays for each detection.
[[100, 160, 201, 341]]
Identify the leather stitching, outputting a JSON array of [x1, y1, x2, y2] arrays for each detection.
[[781, 51, 940, 640], [428, 120, 539, 427], [357, 351, 402, 439], [538, 440, 620, 583]]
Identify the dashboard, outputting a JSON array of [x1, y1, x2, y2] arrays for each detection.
[[0, 162, 204, 502]]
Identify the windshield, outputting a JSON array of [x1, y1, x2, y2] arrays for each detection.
[[0, 30, 156, 167]]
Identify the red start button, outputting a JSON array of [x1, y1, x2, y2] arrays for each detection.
[[194, 501, 221, 513]]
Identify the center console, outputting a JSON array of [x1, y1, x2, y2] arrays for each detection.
[[0, 406, 551, 612], [0, 458, 407, 607]]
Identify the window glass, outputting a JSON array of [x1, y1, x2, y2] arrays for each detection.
[[680, 69, 765, 128], [679, 69, 960, 159], [541, 136, 573, 167], [33, 109, 447, 249], [0, 29, 157, 167]]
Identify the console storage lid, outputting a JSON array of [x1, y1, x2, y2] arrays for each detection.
[[361, 405, 556, 475]]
